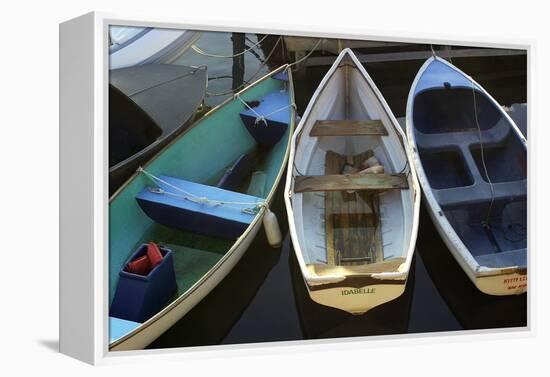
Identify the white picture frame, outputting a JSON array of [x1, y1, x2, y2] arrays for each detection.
[[59, 11, 533, 365]]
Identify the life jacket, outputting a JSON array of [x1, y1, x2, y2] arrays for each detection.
[[126, 242, 164, 275]]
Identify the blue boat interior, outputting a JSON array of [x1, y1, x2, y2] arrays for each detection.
[[108, 71, 292, 344], [109, 316, 141, 344], [413, 59, 527, 269]]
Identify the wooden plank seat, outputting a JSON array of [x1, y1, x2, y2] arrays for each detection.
[[294, 172, 409, 193], [309, 119, 388, 137]]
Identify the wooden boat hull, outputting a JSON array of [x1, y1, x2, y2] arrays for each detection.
[[109, 65, 295, 350], [285, 49, 420, 315], [406, 56, 527, 296]]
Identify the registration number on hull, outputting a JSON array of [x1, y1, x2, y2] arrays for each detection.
[[504, 275, 527, 291]]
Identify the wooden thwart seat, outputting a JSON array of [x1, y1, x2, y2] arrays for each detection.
[[294, 173, 408, 193], [310, 120, 387, 137]]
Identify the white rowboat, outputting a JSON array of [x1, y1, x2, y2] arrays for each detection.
[[284, 49, 420, 315]]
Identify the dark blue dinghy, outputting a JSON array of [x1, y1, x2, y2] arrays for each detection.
[[406, 56, 527, 296]]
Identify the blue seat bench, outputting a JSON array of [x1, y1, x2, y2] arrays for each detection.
[[136, 175, 263, 239]]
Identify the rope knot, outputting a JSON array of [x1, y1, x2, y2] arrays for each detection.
[[255, 116, 267, 126], [148, 187, 164, 194], [196, 197, 210, 204]]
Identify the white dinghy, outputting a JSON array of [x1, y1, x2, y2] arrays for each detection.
[[406, 56, 527, 296], [284, 49, 420, 315]]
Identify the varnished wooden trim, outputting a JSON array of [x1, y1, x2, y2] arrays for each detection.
[[310, 119, 387, 137], [294, 173, 408, 193]]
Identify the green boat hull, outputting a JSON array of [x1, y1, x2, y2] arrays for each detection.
[[109, 65, 295, 349]]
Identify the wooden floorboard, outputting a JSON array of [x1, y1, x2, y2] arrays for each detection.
[[323, 150, 385, 266], [324, 151, 344, 265]]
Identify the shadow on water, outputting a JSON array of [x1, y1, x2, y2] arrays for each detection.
[[150, 202, 525, 350]]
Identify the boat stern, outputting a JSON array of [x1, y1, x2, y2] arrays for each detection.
[[304, 275, 408, 315]]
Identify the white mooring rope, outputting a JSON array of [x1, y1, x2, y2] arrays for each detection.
[[206, 36, 283, 97], [137, 167, 266, 215], [287, 39, 323, 69], [470, 80, 496, 227], [234, 92, 296, 126], [192, 34, 270, 59]]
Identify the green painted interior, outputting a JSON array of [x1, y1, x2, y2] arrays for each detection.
[[109, 74, 291, 304], [246, 171, 267, 197], [132, 223, 232, 295]]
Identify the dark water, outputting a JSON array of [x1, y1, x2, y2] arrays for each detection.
[[147, 32, 527, 349]]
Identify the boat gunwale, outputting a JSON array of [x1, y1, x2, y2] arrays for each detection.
[[109, 27, 153, 54], [109, 64, 295, 349], [405, 55, 527, 281], [305, 272, 407, 291], [108, 65, 208, 179], [284, 48, 421, 287]]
